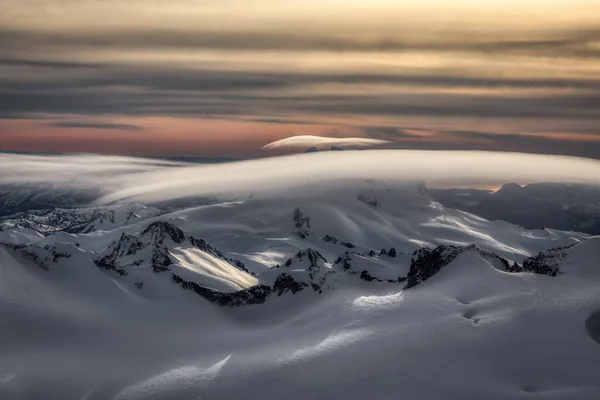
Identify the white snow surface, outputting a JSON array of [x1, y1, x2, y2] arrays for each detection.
[[1, 154, 600, 399]]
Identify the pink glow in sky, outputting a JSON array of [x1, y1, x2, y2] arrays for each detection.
[[1, 0, 599, 158]]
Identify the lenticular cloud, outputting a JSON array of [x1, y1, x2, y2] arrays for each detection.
[[261, 135, 390, 152], [1, 150, 600, 205]]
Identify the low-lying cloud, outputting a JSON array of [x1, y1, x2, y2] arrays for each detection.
[[1, 151, 600, 206]]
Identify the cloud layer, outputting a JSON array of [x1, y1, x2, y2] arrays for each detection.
[[2, 151, 600, 205], [262, 136, 390, 152], [0, 1, 599, 158]]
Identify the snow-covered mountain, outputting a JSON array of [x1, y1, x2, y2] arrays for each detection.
[[3, 181, 588, 306], [0, 203, 161, 235], [1, 158, 599, 398], [0, 182, 103, 217], [431, 182, 600, 234]]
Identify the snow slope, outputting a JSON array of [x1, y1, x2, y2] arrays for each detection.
[[1, 236, 599, 399], [1, 155, 599, 399]]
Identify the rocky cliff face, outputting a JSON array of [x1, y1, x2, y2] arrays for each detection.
[[522, 243, 577, 276], [1, 243, 72, 272], [172, 273, 272, 307], [404, 242, 586, 289], [406, 245, 477, 289], [95, 221, 250, 276]]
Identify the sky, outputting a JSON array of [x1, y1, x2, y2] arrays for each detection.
[[1, 0, 599, 159]]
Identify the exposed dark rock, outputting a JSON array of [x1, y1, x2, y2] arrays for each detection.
[[334, 251, 356, 271], [359, 270, 405, 284], [94, 233, 143, 275], [273, 273, 309, 296], [142, 221, 185, 245], [151, 248, 172, 273], [293, 208, 311, 229], [322, 234, 355, 248], [479, 249, 511, 271], [377, 247, 399, 258], [52, 251, 71, 263], [323, 234, 337, 244], [405, 242, 572, 289], [1, 243, 52, 271], [95, 221, 249, 276], [134, 281, 144, 289], [171, 273, 272, 307], [308, 270, 337, 292], [506, 261, 524, 273], [286, 249, 327, 269], [297, 230, 311, 239], [521, 244, 575, 277], [406, 245, 476, 289], [360, 270, 376, 282]]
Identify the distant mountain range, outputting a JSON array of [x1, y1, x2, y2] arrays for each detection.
[[431, 182, 600, 235]]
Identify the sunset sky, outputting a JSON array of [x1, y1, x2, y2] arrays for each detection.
[[1, 0, 599, 158]]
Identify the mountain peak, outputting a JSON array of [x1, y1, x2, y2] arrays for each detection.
[[497, 182, 522, 193], [141, 221, 185, 245]]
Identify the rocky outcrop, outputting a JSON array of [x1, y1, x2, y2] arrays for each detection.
[[359, 270, 406, 284], [95, 221, 249, 276], [0, 203, 161, 235], [142, 221, 186, 245], [293, 208, 311, 229], [95, 233, 147, 275], [404, 242, 576, 289], [171, 273, 272, 307], [273, 273, 309, 296], [297, 230, 312, 239], [406, 245, 476, 289], [334, 251, 356, 271], [1, 243, 71, 272], [359, 270, 376, 282], [286, 249, 327, 269], [275, 248, 338, 292], [322, 234, 355, 248], [479, 249, 511, 271], [334, 251, 406, 283], [505, 261, 523, 273], [188, 236, 250, 274], [150, 248, 172, 273], [379, 248, 398, 258], [521, 243, 576, 277]]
